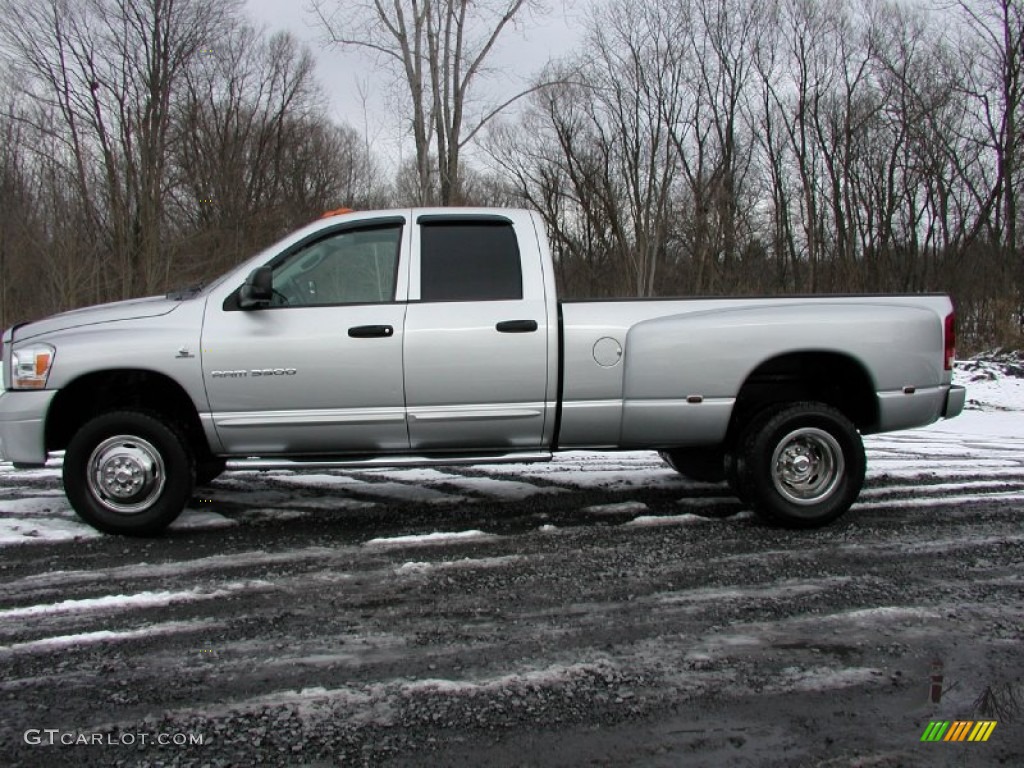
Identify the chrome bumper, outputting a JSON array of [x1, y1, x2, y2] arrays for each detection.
[[0, 390, 56, 465], [943, 385, 966, 419]]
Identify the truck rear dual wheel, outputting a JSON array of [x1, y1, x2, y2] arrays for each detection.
[[63, 411, 194, 536], [659, 448, 726, 483], [737, 402, 865, 528]]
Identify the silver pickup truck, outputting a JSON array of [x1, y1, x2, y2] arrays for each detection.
[[0, 208, 965, 535]]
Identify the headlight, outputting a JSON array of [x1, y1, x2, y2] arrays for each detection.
[[11, 344, 56, 390]]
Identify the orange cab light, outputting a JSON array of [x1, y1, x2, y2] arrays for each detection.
[[319, 207, 354, 220]]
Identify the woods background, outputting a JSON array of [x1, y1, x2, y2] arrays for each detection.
[[1, 0, 1022, 352]]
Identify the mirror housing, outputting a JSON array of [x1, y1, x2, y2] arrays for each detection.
[[238, 266, 273, 309]]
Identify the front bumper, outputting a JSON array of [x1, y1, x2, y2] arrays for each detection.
[[943, 385, 966, 419], [0, 390, 57, 465]]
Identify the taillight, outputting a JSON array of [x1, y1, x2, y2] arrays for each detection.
[[944, 312, 956, 371]]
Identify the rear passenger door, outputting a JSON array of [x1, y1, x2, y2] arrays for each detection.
[[403, 214, 550, 451]]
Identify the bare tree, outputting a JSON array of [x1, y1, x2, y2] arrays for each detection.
[[664, 0, 763, 293], [310, 0, 547, 205], [955, 0, 1024, 328], [0, 94, 30, 326], [489, 69, 623, 296], [0, 0, 237, 298], [169, 24, 390, 281]]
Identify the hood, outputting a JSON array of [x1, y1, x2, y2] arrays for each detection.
[[12, 295, 183, 342]]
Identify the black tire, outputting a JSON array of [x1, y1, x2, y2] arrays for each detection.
[[195, 457, 227, 487], [725, 407, 780, 504], [723, 451, 749, 503], [63, 411, 194, 536], [659, 448, 726, 483], [737, 402, 864, 528]]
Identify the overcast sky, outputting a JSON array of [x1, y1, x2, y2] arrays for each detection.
[[242, 0, 588, 164]]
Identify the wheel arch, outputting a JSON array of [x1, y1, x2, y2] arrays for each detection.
[[727, 351, 879, 447], [46, 369, 211, 459]]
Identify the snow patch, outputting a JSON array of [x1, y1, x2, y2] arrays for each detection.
[[855, 491, 1024, 511], [683, 634, 764, 661], [657, 577, 850, 605], [818, 606, 942, 624], [217, 685, 373, 715], [769, 666, 885, 693], [6, 548, 341, 591], [0, 497, 73, 516], [859, 480, 1024, 498], [625, 513, 714, 527], [401, 661, 617, 695], [364, 530, 496, 548], [677, 496, 739, 508], [169, 509, 237, 531], [0, 619, 226, 655], [955, 356, 1024, 413], [582, 501, 648, 516], [0, 581, 273, 621], [174, 661, 617, 722], [394, 555, 523, 575], [270, 474, 364, 488], [0, 516, 102, 546]]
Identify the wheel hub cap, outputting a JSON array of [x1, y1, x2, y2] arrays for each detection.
[[771, 428, 844, 506], [88, 436, 166, 514], [788, 452, 812, 476]]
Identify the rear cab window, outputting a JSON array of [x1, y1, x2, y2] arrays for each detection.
[[418, 220, 523, 302]]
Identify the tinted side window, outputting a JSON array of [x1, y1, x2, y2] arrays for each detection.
[[420, 222, 523, 301]]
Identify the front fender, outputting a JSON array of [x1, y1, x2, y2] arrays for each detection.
[[32, 299, 208, 413]]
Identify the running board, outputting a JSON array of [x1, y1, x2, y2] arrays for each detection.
[[224, 451, 552, 472]]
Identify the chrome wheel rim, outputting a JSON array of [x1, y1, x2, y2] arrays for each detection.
[[770, 428, 844, 506], [87, 435, 166, 514]]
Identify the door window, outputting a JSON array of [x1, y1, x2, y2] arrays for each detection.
[[271, 225, 402, 306], [420, 221, 522, 301]]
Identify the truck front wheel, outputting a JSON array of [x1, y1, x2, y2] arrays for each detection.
[[63, 411, 194, 536], [738, 402, 864, 528]]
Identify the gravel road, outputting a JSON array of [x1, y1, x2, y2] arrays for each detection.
[[1, 432, 1022, 767]]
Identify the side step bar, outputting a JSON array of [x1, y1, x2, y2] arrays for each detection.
[[224, 451, 552, 472]]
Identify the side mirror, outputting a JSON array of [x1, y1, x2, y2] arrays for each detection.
[[238, 266, 273, 309]]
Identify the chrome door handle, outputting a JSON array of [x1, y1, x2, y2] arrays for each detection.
[[496, 320, 538, 333], [348, 325, 394, 338]]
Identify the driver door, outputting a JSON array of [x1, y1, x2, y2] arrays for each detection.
[[201, 216, 411, 455]]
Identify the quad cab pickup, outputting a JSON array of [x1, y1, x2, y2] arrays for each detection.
[[0, 208, 966, 535]]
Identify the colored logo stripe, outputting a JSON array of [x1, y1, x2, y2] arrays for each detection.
[[969, 721, 997, 742], [944, 721, 973, 741], [921, 720, 997, 742]]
